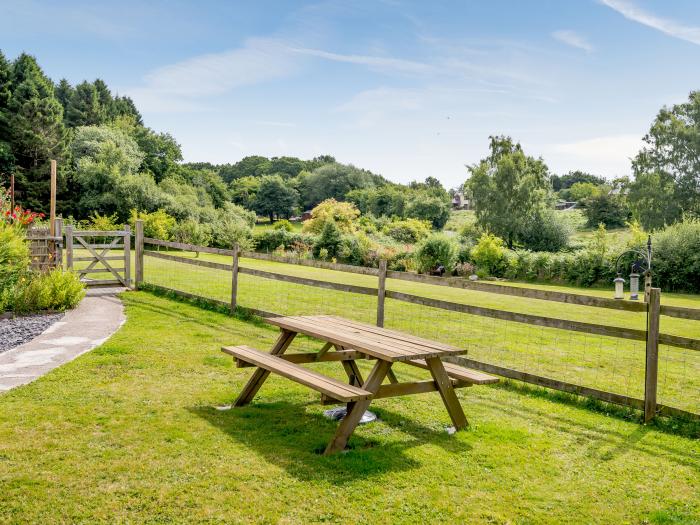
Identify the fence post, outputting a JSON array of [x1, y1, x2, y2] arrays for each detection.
[[376, 259, 387, 327], [123, 224, 132, 289], [644, 287, 661, 423], [65, 224, 73, 271], [54, 217, 63, 268], [135, 220, 144, 289], [230, 243, 240, 314]]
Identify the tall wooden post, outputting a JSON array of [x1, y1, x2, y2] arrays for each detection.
[[135, 220, 144, 289], [65, 224, 74, 271], [9, 172, 14, 210], [54, 217, 63, 268], [644, 272, 652, 303], [644, 287, 661, 423], [49, 160, 57, 236], [123, 224, 131, 289], [376, 259, 387, 327], [230, 243, 240, 314]]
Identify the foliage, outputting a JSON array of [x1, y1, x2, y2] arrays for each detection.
[[518, 209, 571, 252], [551, 170, 606, 192], [413, 233, 458, 274], [405, 195, 451, 229], [566, 181, 604, 204], [129, 209, 176, 240], [651, 219, 700, 292], [312, 220, 343, 259], [470, 233, 507, 276], [628, 171, 681, 230], [272, 219, 294, 232], [88, 211, 119, 231], [298, 163, 382, 209], [346, 186, 406, 217], [171, 219, 212, 249], [382, 218, 431, 244], [302, 199, 360, 234], [253, 175, 299, 222], [467, 136, 551, 248], [209, 203, 255, 250], [253, 229, 314, 253], [0, 221, 29, 292], [8, 269, 85, 314], [584, 193, 629, 228]]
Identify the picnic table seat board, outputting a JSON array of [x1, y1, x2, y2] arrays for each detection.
[[222, 315, 498, 454]]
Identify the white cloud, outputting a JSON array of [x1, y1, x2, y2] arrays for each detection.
[[545, 134, 644, 177], [600, 0, 700, 46], [551, 30, 594, 52], [288, 47, 433, 74]]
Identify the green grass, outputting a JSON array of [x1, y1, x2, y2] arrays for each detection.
[[253, 220, 303, 233], [1, 291, 698, 523]]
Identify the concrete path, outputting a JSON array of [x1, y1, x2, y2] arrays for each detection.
[[0, 288, 126, 392]]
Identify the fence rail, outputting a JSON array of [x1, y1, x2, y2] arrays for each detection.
[[136, 228, 700, 422]]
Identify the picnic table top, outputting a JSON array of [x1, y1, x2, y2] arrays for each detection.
[[264, 315, 466, 362]]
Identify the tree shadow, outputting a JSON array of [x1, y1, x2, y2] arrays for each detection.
[[188, 400, 471, 484]]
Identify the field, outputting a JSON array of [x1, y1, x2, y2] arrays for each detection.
[[1, 291, 699, 523]]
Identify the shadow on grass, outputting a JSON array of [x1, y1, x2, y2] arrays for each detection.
[[189, 400, 471, 483]]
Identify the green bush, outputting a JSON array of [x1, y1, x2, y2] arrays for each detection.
[[313, 220, 343, 259], [414, 234, 457, 274], [130, 209, 176, 240], [470, 233, 507, 276], [171, 219, 212, 249], [272, 219, 294, 232], [519, 210, 571, 252], [652, 219, 700, 292], [383, 218, 431, 244], [584, 194, 629, 228], [0, 222, 29, 292], [254, 230, 315, 253], [405, 196, 451, 229], [10, 269, 85, 314]]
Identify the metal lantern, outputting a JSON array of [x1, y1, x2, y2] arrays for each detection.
[[614, 275, 626, 300], [629, 272, 640, 300]]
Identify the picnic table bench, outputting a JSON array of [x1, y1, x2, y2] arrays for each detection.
[[222, 315, 498, 454]]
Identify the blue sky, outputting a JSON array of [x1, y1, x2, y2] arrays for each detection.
[[2, 0, 700, 188]]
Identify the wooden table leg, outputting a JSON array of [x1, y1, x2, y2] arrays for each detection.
[[324, 360, 391, 455], [234, 330, 296, 407], [425, 357, 468, 430], [342, 360, 364, 387]]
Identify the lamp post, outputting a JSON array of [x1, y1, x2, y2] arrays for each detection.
[[613, 235, 652, 301]]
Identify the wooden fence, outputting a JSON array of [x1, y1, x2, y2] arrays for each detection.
[[26, 219, 63, 272], [134, 224, 700, 423]]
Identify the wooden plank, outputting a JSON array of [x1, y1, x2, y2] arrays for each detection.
[[65, 225, 73, 270], [74, 235, 122, 277], [233, 331, 296, 406], [223, 345, 371, 402], [79, 279, 124, 286], [373, 379, 471, 400], [73, 256, 123, 262], [123, 224, 131, 288], [74, 236, 126, 286], [71, 230, 130, 236], [376, 260, 387, 327], [141, 284, 230, 309], [324, 360, 391, 454], [78, 267, 126, 274], [230, 243, 239, 313], [135, 220, 144, 288], [241, 250, 380, 276], [235, 350, 368, 367], [452, 357, 646, 410], [238, 267, 378, 296], [143, 237, 235, 256], [426, 357, 468, 429], [660, 304, 700, 321], [405, 359, 499, 385], [144, 250, 232, 271], [658, 333, 700, 352], [385, 290, 647, 341], [386, 270, 648, 312], [342, 359, 365, 387], [644, 288, 661, 423]]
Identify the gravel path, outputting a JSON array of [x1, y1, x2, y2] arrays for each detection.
[[0, 313, 65, 353]]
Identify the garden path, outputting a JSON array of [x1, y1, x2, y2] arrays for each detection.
[[0, 288, 126, 392]]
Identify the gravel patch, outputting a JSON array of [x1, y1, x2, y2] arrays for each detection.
[[0, 312, 65, 353]]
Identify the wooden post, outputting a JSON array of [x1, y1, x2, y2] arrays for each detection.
[[9, 172, 14, 210], [49, 160, 57, 236], [135, 220, 144, 288], [123, 224, 131, 289], [230, 243, 240, 314], [644, 287, 661, 423], [65, 224, 73, 270], [644, 272, 652, 303], [54, 217, 63, 268], [376, 259, 387, 327]]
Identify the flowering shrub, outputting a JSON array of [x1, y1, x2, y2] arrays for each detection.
[[3, 206, 45, 226]]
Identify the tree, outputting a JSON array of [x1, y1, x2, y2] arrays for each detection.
[[298, 162, 380, 209], [65, 81, 104, 127], [628, 171, 681, 229], [219, 155, 269, 183], [252, 174, 298, 222], [467, 136, 551, 248], [230, 175, 260, 209], [567, 181, 604, 204], [0, 51, 13, 177], [632, 91, 700, 218], [134, 127, 182, 182], [405, 194, 451, 229], [551, 170, 605, 192], [584, 193, 629, 228], [54, 79, 74, 114]]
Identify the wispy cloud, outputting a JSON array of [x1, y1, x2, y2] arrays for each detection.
[[600, 0, 700, 46], [288, 47, 432, 74], [551, 30, 593, 52]]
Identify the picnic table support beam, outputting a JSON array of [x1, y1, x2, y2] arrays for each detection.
[[426, 357, 468, 430], [324, 360, 391, 455], [234, 330, 296, 407]]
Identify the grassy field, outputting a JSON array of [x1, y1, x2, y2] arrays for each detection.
[[1, 291, 698, 523]]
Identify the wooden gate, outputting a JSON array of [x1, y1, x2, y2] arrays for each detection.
[[65, 225, 131, 287], [26, 220, 63, 272]]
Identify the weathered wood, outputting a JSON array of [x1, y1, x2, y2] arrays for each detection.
[[223, 345, 372, 402], [74, 235, 126, 286], [71, 230, 131, 237], [49, 160, 56, 237], [79, 279, 125, 287], [230, 243, 239, 313], [658, 333, 700, 352], [236, 350, 369, 367], [660, 304, 700, 321], [373, 379, 471, 400], [426, 357, 468, 430], [233, 331, 296, 406], [324, 360, 391, 454], [65, 225, 73, 270], [376, 259, 387, 327], [135, 220, 144, 288], [386, 270, 648, 312], [239, 267, 378, 296], [144, 250, 232, 271], [644, 288, 661, 423], [385, 290, 647, 341], [75, 236, 122, 276], [142, 284, 231, 309], [123, 224, 131, 288], [73, 256, 123, 262], [406, 358, 499, 385], [78, 267, 126, 274], [241, 250, 380, 276], [342, 360, 365, 387], [315, 342, 333, 361], [386, 368, 399, 384], [143, 237, 235, 255]]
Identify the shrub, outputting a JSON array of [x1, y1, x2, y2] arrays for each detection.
[[89, 212, 120, 231], [519, 210, 571, 252], [303, 199, 360, 234], [254, 230, 315, 253], [313, 220, 343, 259], [130, 209, 176, 240], [10, 269, 85, 314], [454, 262, 475, 277], [383, 218, 431, 244], [414, 234, 458, 274], [470, 233, 507, 276], [272, 219, 294, 232], [338, 233, 371, 266], [652, 219, 700, 292], [171, 219, 212, 250], [584, 193, 629, 228], [0, 222, 29, 292], [405, 195, 451, 229]]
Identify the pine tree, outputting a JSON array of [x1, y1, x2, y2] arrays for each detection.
[[65, 80, 104, 127], [112, 95, 143, 125], [0, 50, 14, 177], [54, 78, 74, 115], [7, 53, 66, 212]]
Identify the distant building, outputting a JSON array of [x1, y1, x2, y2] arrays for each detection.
[[301, 210, 312, 221], [452, 192, 470, 210]]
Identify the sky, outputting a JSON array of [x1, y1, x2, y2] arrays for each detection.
[[2, 0, 700, 188]]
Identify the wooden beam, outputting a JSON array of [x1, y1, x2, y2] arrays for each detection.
[[376, 259, 387, 327], [49, 160, 56, 236], [426, 357, 468, 430], [230, 242, 239, 313], [644, 288, 661, 423]]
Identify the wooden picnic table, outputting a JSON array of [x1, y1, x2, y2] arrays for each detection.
[[222, 315, 497, 454]]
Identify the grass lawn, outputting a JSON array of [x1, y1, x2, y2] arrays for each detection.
[[1, 291, 698, 523]]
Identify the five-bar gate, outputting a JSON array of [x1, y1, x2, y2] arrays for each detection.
[[65, 225, 131, 287]]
